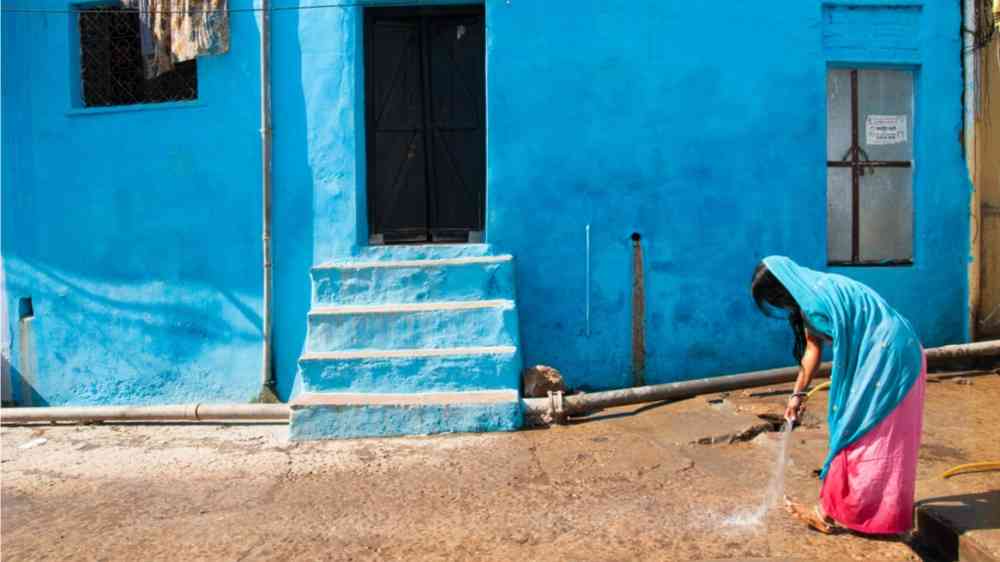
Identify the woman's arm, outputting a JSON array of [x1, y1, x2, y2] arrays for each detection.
[[785, 333, 823, 422]]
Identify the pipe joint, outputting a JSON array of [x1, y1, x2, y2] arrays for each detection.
[[544, 390, 567, 425]]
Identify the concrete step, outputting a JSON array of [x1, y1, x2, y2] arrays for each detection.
[[349, 244, 494, 262], [311, 255, 514, 306], [299, 345, 520, 394], [305, 300, 518, 352], [917, 503, 1000, 562], [289, 389, 522, 440]]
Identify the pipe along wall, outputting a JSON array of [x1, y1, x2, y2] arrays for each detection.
[[3, 341, 996, 426]]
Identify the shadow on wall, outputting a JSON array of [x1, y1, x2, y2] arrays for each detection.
[[271, 5, 314, 402], [0, 3, 324, 406], [3, 259, 263, 406]]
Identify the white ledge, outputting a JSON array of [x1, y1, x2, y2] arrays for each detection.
[[313, 255, 512, 271], [308, 300, 514, 316], [299, 345, 518, 362], [291, 389, 519, 407]]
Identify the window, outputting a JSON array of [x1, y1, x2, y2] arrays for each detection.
[[78, 5, 197, 108], [827, 68, 914, 265]]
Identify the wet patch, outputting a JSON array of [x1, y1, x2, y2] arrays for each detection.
[[691, 413, 786, 446]]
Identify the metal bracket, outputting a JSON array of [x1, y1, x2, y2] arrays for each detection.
[[545, 390, 567, 425]]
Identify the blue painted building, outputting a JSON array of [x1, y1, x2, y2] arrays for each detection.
[[1, 1, 971, 437]]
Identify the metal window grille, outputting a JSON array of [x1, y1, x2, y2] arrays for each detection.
[[79, 6, 197, 108], [826, 68, 914, 266]]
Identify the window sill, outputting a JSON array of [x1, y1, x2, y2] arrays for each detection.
[[66, 100, 202, 117], [829, 260, 914, 268]]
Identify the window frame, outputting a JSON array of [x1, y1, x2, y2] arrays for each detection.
[[73, 2, 199, 110], [827, 68, 914, 267]]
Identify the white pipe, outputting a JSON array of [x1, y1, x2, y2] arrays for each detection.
[[1, 403, 289, 424]]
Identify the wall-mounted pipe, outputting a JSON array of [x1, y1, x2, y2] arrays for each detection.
[[524, 340, 1000, 423], [259, 0, 276, 400], [4, 342, 994, 426], [965, 0, 981, 340], [630, 233, 645, 386], [1, 403, 289, 424]]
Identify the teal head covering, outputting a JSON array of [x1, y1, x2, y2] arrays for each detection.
[[762, 256, 922, 478]]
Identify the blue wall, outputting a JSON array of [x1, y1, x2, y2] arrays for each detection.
[[485, 0, 969, 389], [2, 0, 265, 405], [2, 0, 970, 405]]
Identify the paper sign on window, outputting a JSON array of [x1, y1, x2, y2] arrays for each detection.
[[865, 115, 907, 145]]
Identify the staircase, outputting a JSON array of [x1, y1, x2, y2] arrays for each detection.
[[289, 247, 524, 440]]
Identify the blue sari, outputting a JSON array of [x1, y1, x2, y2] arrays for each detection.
[[763, 256, 923, 478]]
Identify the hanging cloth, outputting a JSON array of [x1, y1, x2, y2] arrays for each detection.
[[762, 256, 922, 479], [122, 0, 230, 78]]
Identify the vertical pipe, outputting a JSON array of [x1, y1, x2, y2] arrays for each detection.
[[260, 0, 276, 399], [964, 0, 981, 341], [850, 70, 861, 264], [585, 224, 591, 337], [630, 233, 645, 387]]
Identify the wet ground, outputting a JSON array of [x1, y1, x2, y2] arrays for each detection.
[[2, 369, 998, 561]]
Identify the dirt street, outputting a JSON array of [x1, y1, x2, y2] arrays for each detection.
[[2, 370, 998, 561]]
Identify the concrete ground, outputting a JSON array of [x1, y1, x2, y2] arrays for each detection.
[[2, 369, 998, 562]]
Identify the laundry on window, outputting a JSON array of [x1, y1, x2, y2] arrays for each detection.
[[121, 0, 230, 78]]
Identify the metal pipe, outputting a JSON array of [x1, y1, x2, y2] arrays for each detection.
[[524, 340, 1000, 422], [3, 342, 993, 426], [630, 232, 645, 386], [259, 0, 276, 400], [922, 339, 1000, 361], [1, 404, 289, 424], [524, 364, 823, 421], [964, 0, 981, 340]]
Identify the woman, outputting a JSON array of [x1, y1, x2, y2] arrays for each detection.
[[750, 256, 926, 535]]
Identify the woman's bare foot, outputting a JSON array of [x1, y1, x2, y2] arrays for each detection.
[[784, 495, 842, 534]]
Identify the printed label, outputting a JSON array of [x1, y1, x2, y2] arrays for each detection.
[[865, 115, 908, 145]]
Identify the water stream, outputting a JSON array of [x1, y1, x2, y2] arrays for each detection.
[[721, 421, 793, 528]]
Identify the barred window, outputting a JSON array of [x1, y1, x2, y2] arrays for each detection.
[[826, 68, 914, 266], [78, 6, 197, 108]]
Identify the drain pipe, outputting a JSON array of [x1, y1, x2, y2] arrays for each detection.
[[259, 0, 276, 401], [631, 233, 646, 387], [3, 341, 994, 426], [525, 340, 1000, 424], [965, 0, 981, 340], [1, 404, 289, 424]]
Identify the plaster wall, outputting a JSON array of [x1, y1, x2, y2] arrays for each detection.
[[2, 0, 972, 406], [1, 0, 265, 405], [485, 0, 969, 389]]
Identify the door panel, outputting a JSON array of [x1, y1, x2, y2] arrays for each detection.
[[427, 15, 485, 240], [365, 7, 485, 244], [367, 18, 428, 242]]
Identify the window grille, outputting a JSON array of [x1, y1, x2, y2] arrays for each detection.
[[826, 68, 914, 266], [78, 6, 197, 108]]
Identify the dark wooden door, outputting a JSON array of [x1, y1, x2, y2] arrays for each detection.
[[365, 6, 485, 244]]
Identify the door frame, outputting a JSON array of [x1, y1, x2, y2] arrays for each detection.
[[362, 4, 487, 246]]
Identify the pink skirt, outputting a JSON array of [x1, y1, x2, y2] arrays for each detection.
[[820, 352, 927, 535]]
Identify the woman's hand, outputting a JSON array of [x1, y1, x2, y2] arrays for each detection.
[[785, 395, 804, 423]]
